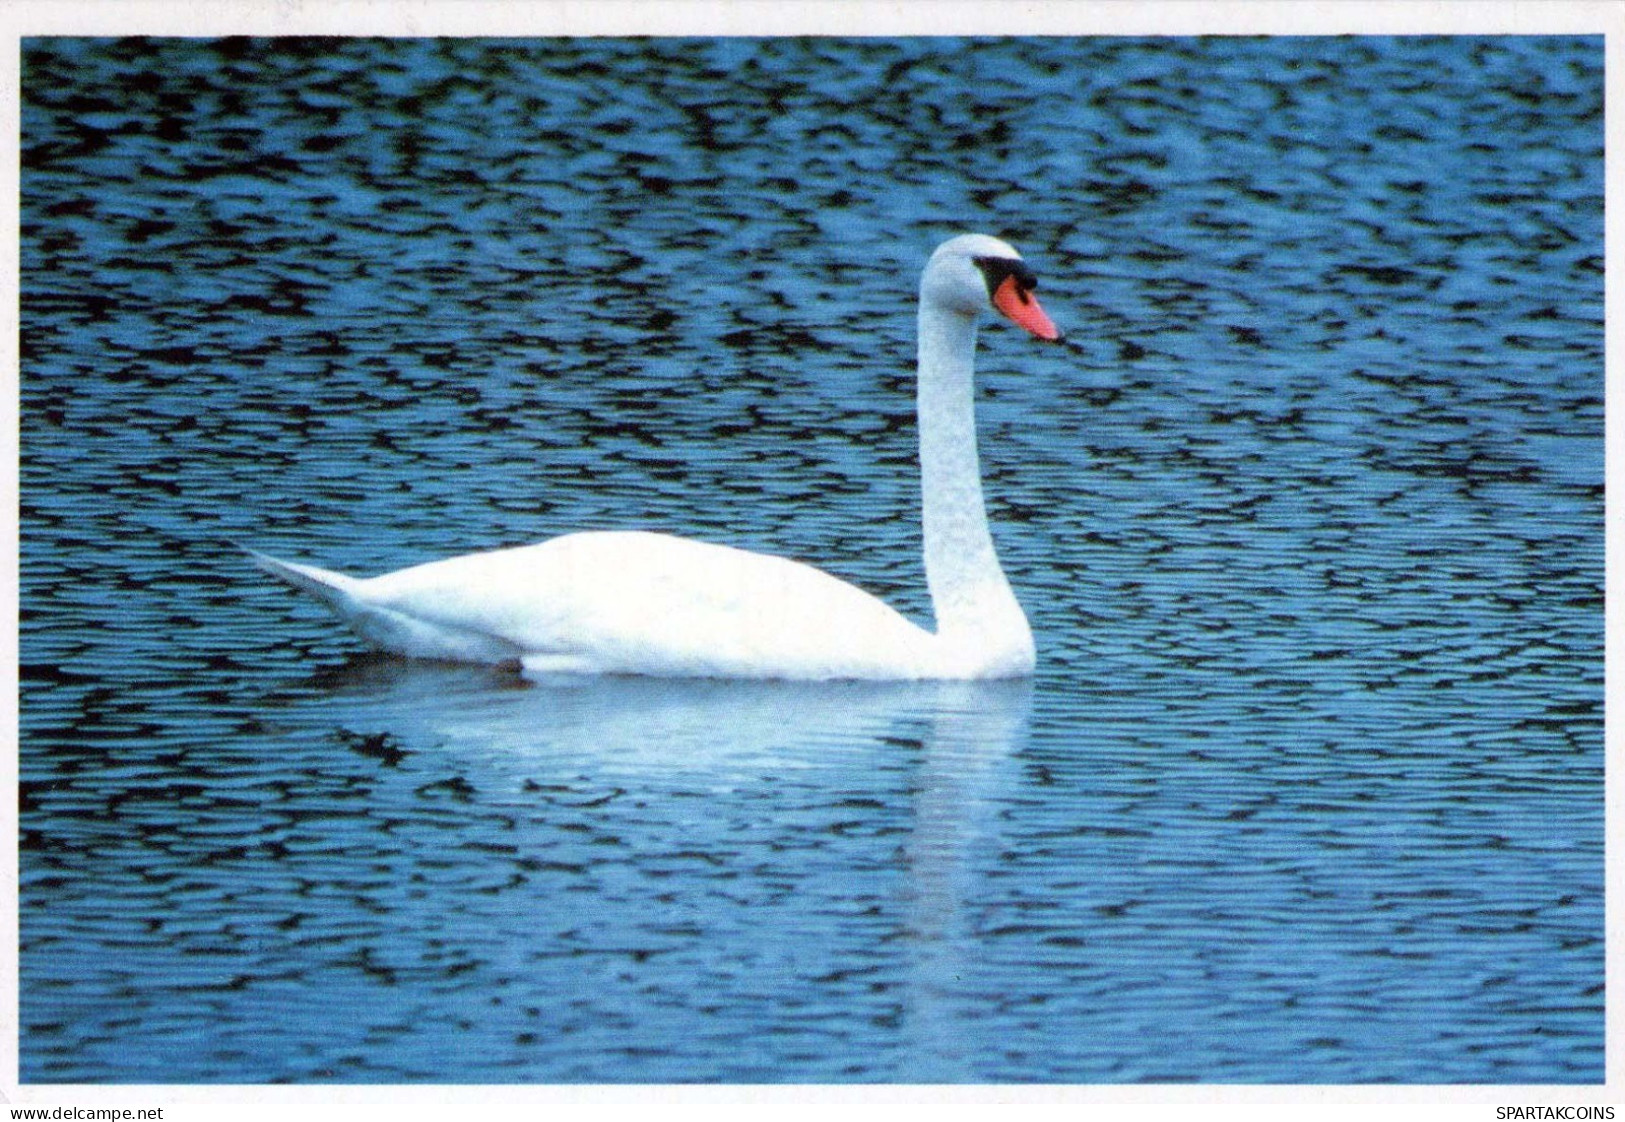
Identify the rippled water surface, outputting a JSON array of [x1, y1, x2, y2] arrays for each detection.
[[19, 36, 1603, 1083]]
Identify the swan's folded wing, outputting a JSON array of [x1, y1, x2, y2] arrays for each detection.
[[358, 530, 938, 678]]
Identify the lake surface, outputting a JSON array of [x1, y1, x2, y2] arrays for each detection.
[[18, 36, 1604, 1083]]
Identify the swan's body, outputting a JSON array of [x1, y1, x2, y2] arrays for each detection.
[[252, 234, 1061, 680]]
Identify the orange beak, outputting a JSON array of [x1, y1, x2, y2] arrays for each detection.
[[991, 274, 1062, 342]]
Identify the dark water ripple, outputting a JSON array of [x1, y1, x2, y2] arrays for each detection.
[[20, 36, 1602, 1083]]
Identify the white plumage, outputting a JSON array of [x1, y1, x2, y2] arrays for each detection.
[[250, 234, 1061, 680]]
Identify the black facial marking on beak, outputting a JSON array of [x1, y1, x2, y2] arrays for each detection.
[[974, 255, 1039, 306]]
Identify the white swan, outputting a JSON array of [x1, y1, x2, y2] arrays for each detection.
[[250, 233, 1062, 680]]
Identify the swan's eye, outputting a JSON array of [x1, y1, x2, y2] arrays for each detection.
[[974, 256, 1039, 304]]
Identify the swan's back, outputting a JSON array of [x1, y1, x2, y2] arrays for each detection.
[[349, 531, 940, 679]]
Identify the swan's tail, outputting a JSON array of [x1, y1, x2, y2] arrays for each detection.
[[242, 544, 521, 664], [242, 546, 363, 611]]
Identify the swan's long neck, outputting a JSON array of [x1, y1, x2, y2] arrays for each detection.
[[916, 299, 1034, 672]]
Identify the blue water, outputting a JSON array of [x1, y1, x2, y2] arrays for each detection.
[[19, 36, 1603, 1083]]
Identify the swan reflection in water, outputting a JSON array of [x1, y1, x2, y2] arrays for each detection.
[[272, 659, 1033, 1079]]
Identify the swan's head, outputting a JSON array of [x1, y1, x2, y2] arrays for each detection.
[[922, 234, 1063, 342]]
